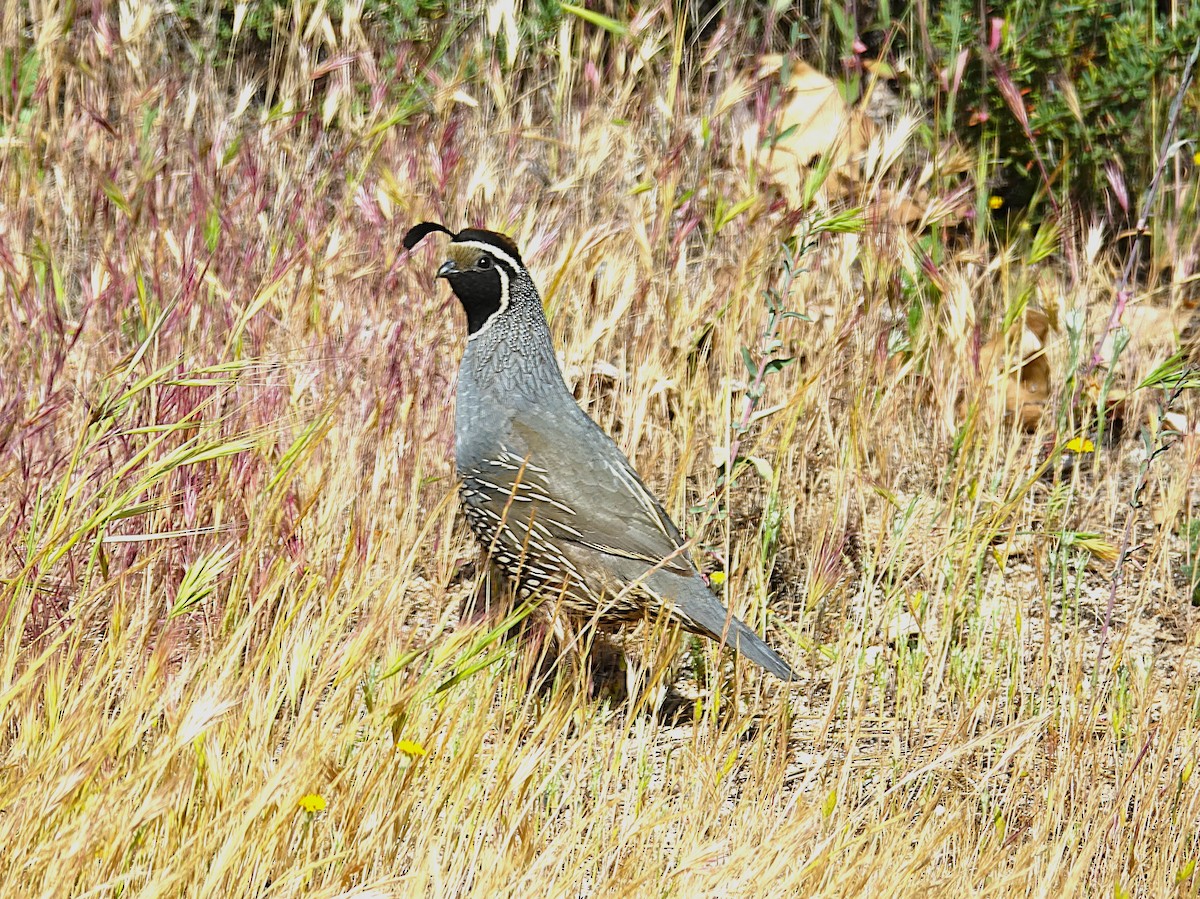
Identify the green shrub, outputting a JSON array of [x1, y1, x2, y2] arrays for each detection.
[[917, 0, 1199, 213]]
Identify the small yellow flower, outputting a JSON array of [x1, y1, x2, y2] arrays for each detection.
[[1194, 150, 1200, 165], [1064, 436, 1095, 454], [988, 195, 1004, 210], [708, 571, 726, 587], [297, 793, 326, 813], [396, 739, 428, 758]]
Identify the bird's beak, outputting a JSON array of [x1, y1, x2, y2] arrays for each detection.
[[436, 260, 458, 279]]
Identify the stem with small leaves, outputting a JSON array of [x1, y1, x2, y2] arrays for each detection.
[[725, 237, 812, 487], [694, 236, 814, 577]]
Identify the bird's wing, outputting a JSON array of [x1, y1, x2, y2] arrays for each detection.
[[505, 412, 697, 578]]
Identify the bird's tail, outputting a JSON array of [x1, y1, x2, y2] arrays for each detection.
[[669, 575, 798, 681]]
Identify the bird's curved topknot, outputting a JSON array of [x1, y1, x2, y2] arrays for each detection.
[[402, 221, 454, 250], [403, 223, 523, 267]]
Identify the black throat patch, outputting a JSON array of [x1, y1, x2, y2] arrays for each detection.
[[449, 266, 507, 335]]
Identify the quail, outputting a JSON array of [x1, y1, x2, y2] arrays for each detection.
[[403, 222, 796, 681]]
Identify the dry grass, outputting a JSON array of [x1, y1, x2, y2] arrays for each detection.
[[2, 3, 1199, 897]]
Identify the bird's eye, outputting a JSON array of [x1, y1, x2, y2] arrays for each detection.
[[477, 255, 493, 270]]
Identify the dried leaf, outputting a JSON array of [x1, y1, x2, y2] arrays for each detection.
[[976, 309, 1054, 431], [755, 60, 872, 208]]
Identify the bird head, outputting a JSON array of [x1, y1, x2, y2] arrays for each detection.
[[403, 222, 526, 337]]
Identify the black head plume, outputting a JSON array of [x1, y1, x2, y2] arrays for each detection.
[[403, 221, 454, 251]]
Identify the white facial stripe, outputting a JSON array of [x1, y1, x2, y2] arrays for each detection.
[[466, 262, 509, 341], [451, 240, 523, 273]]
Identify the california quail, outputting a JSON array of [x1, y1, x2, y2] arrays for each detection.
[[403, 222, 796, 681]]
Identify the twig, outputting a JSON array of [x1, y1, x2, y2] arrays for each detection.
[[1087, 34, 1200, 373], [1094, 382, 1186, 668], [1107, 724, 1159, 840]]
